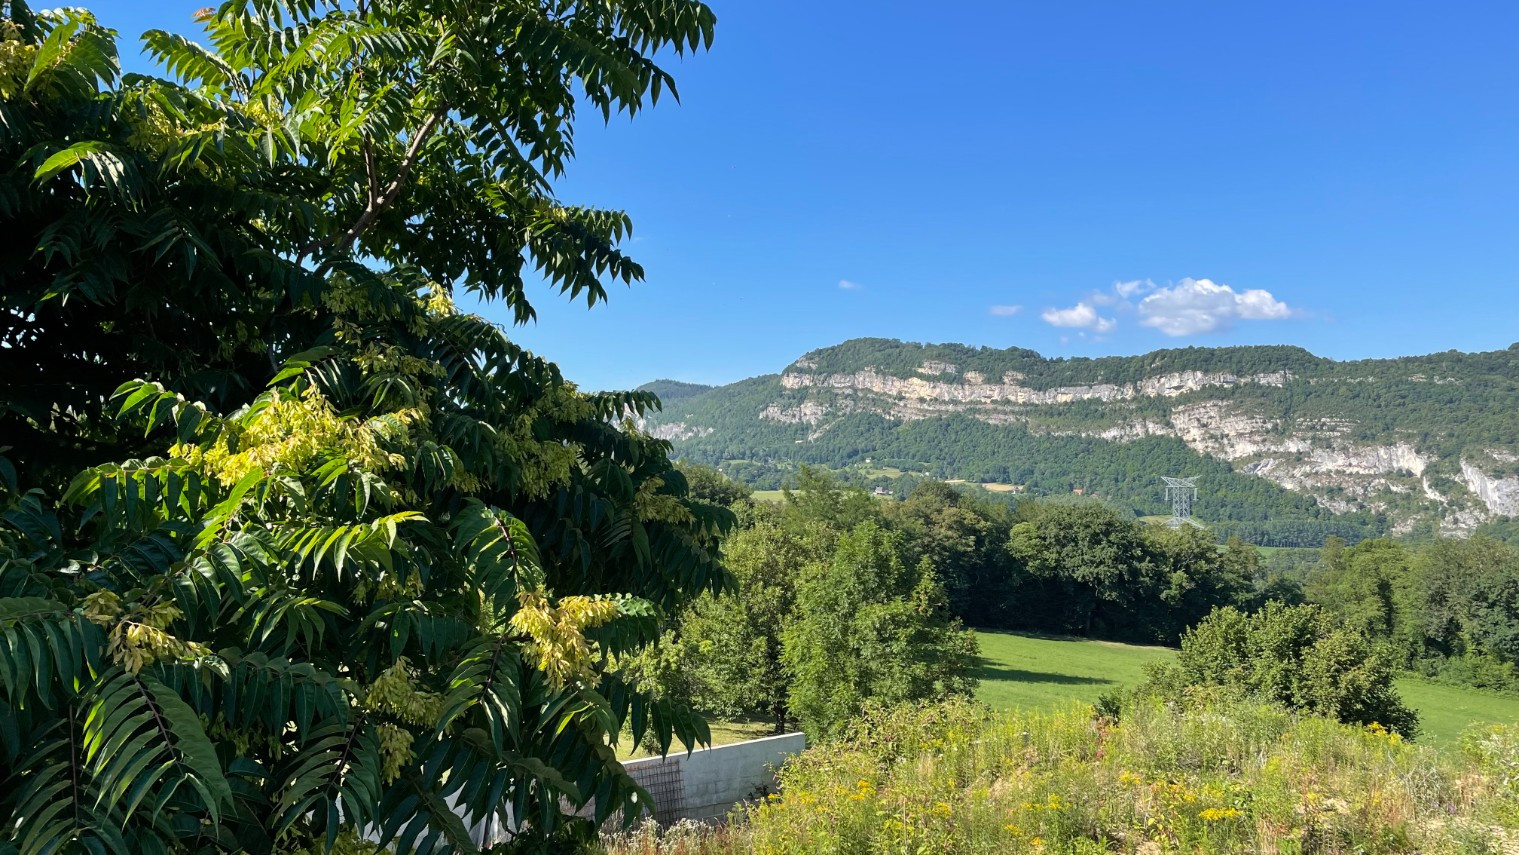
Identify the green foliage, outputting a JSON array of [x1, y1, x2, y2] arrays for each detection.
[[883, 481, 1015, 626], [1461, 723, 1519, 826], [787, 338, 1332, 386], [1410, 537, 1519, 667], [673, 462, 752, 509], [779, 466, 880, 532], [1003, 503, 1257, 644], [1300, 536, 1519, 694], [660, 476, 1006, 740], [0, 0, 728, 850], [1009, 503, 1161, 638], [783, 522, 978, 740], [1137, 603, 1421, 737], [673, 513, 824, 732]]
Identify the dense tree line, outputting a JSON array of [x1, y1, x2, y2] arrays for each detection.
[[659, 466, 1486, 748], [1004, 503, 1267, 643], [636, 379, 715, 405], [654, 468, 1287, 740], [1302, 536, 1519, 692], [788, 338, 1334, 388], [1212, 518, 1384, 548]]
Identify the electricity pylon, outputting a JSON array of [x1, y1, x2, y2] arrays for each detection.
[[1161, 476, 1203, 528]]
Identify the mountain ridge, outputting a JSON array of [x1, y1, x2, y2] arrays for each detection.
[[642, 338, 1519, 541]]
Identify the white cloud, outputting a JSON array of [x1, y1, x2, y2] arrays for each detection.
[[838, 279, 863, 291], [1041, 301, 1116, 333], [1137, 277, 1292, 336], [1114, 278, 1155, 298], [988, 304, 1023, 316]]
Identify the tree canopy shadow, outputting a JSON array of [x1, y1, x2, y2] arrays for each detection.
[[973, 658, 1113, 686]]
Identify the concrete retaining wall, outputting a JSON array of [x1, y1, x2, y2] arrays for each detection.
[[622, 731, 806, 823], [470, 731, 808, 844]]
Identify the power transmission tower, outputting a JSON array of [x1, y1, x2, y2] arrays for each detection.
[[1161, 476, 1203, 528]]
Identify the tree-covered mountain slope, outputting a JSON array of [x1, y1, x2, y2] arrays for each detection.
[[642, 339, 1519, 541]]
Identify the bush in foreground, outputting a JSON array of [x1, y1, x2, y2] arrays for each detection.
[[607, 698, 1517, 855], [1133, 602, 1421, 738]]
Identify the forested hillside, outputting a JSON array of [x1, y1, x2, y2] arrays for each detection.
[[641, 339, 1519, 545]]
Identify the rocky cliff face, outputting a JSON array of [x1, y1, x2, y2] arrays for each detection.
[[778, 367, 1292, 407], [771, 368, 1483, 523], [1461, 461, 1519, 517]]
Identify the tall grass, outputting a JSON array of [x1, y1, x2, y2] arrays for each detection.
[[606, 699, 1519, 854]]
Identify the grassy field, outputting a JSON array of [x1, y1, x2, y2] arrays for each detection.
[[615, 719, 777, 761], [973, 630, 1174, 712], [749, 489, 787, 503], [628, 631, 1513, 759], [1396, 675, 1519, 747], [974, 629, 1517, 747]]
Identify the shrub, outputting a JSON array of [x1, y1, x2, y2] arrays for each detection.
[[1136, 602, 1421, 737]]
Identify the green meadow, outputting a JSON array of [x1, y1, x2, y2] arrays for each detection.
[[973, 629, 1517, 747]]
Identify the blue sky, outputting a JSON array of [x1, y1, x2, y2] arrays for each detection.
[[98, 0, 1519, 390]]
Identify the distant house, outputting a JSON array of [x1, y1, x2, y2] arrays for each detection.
[[872, 487, 891, 496], [1072, 488, 1085, 496]]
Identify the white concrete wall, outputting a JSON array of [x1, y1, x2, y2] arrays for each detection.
[[470, 731, 808, 844], [622, 731, 806, 823]]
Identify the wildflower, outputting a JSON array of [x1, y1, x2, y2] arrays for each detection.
[[1198, 807, 1242, 822]]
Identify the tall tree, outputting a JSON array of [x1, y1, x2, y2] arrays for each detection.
[[1144, 524, 1254, 642], [886, 481, 1013, 626], [784, 522, 978, 741], [1304, 538, 1412, 643], [0, 0, 724, 851], [677, 512, 827, 733], [1007, 503, 1159, 638]]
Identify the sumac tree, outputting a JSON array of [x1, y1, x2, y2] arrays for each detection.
[[0, 0, 724, 851]]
